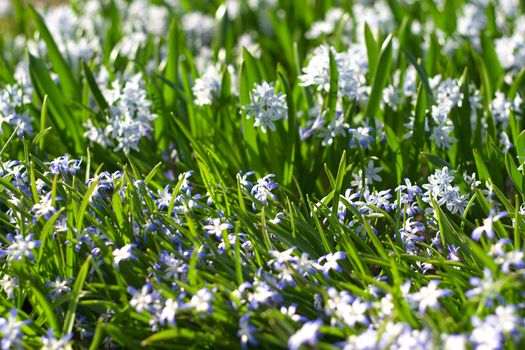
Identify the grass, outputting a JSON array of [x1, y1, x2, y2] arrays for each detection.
[[0, 0, 524, 349]]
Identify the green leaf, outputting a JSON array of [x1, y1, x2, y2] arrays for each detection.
[[29, 6, 79, 101], [278, 67, 297, 186], [331, 151, 346, 217], [508, 68, 525, 100], [473, 149, 491, 182], [480, 33, 502, 88], [517, 130, 525, 162], [505, 153, 523, 193], [29, 54, 83, 154], [29, 281, 60, 334], [365, 34, 392, 122], [163, 19, 180, 108], [63, 255, 92, 335], [82, 60, 109, 111], [422, 153, 453, 169], [327, 48, 339, 120], [404, 49, 434, 103], [364, 23, 378, 79], [75, 175, 100, 233], [384, 125, 403, 182]]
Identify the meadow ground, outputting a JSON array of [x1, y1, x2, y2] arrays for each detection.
[[0, 0, 525, 349]]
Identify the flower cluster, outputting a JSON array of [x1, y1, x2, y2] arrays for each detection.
[[84, 73, 157, 154], [244, 81, 287, 132]]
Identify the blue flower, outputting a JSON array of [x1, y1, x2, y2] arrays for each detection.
[[48, 154, 82, 176], [250, 174, 278, 205]]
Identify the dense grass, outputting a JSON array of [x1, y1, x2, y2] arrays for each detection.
[[0, 0, 525, 349]]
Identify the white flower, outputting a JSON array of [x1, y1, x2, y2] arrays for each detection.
[[422, 167, 469, 214], [465, 268, 500, 305], [0, 84, 33, 136], [470, 316, 503, 350], [288, 319, 323, 350], [159, 298, 179, 326], [325, 288, 368, 327], [32, 193, 57, 220], [411, 280, 451, 312], [128, 283, 159, 313], [85, 74, 156, 154], [248, 281, 278, 309], [192, 65, 222, 106], [316, 113, 349, 146], [113, 244, 137, 265], [317, 251, 346, 275], [202, 218, 233, 238], [299, 45, 368, 102], [351, 160, 383, 189], [0, 275, 18, 299], [268, 247, 297, 269], [181, 11, 215, 49], [192, 65, 236, 106], [244, 81, 287, 133], [190, 288, 214, 314], [341, 298, 369, 327], [442, 334, 467, 350], [492, 305, 522, 334], [490, 92, 519, 129], [305, 8, 345, 39]]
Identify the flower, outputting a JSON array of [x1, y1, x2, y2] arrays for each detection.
[[0, 274, 18, 299], [422, 167, 469, 214], [128, 283, 160, 313], [244, 81, 287, 133], [299, 45, 368, 102], [349, 126, 374, 149], [351, 160, 383, 189], [268, 247, 297, 269], [32, 192, 57, 221], [316, 113, 349, 146], [40, 329, 73, 350], [190, 288, 214, 314], [317, 252, 346, 275], [411, 280, 451, 312], [250, 174, 278, 205], [0, 308, 31, 350], [325, 288, 369, 327], [192, 65, 222, 106], [288, 319, 323, 350], [155, 185, 172, 210], [0, 233, 41, 262], [45, 276, 73, 300], [48, 154, 82, 176], [395, 178, 422, 200], [84, 73, 157, 154], [202, 218, 233, 238], [238, 314, 258, 348], [472, 211, 507, 241], [442, 334, 467, 350], [192, 65, 237, 106], [470, 315, 504, 350], [113, 244, 137, 265], [341, 298, 370, 327], [465, 268, 502, 306], [159, 298, 179, 326]]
